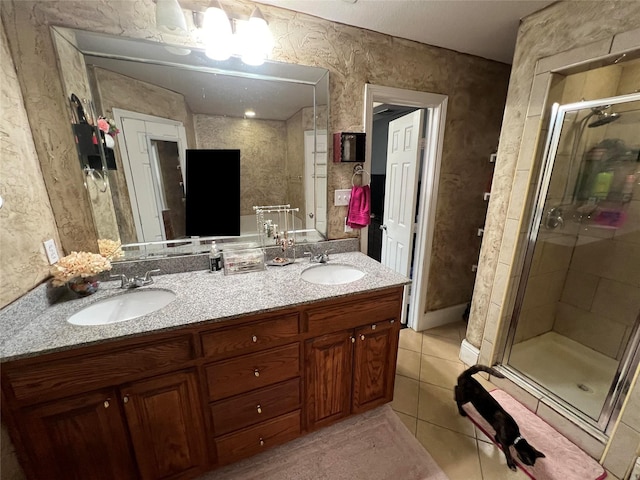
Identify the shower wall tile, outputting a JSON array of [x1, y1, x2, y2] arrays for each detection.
[[561, 270, 599, 310], [526, 73, 552, 118], [515, 115, 543, 171], [603, 422, 640, 479], [614, 199, 640, 245], [489, 262, 510, 308], [581, 68, 623, 101], [621, 376, 640, 431], [572, 238, 640, 287], [617, 61, 640, 95], [534, 38, 612, 76], [483, 302, 502, 346], [515, 303, 556, 343], [506, 169, 531, 220], [536, 400, 606, 460], [591, 278, 640, 326], [555, 303, 627, 358], [611, 26, 640, 56], [498, 218, 519, 266], [537, 239, 574, 274]]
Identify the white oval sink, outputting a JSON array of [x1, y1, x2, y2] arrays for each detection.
[[300, 263, 365, 285], [68, 289, 176, 326]]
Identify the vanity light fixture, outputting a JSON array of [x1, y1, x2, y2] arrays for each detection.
[[202, 0, 233, 61], [196, 1, 274, 65], [155, 0, 188, 35]]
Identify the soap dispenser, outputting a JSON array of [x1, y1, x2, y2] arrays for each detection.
[[209, 241, 222, 272]]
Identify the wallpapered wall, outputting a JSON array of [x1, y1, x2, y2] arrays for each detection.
[[0, 0, 509, 315]]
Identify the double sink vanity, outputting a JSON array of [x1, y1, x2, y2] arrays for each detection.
[[1, 251, 409, 480]]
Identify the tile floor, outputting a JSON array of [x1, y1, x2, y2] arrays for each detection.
[[390, 321, 531, 480]]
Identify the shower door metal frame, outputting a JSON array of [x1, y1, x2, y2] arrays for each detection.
[[501, 92, 640, 435]]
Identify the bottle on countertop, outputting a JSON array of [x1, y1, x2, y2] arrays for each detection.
[[209, 241, 222, 272]]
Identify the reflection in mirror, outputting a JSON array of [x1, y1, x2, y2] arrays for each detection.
[[51, 26, 329, 261]]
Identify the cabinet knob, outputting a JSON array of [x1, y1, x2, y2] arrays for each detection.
[[252, 335, 258, 343], [390, 319, 395, 324], [257, 404, 262, 414], [254, 369, 260, 377], [360, 334, 365, 341], [103, 399, 110, 409], [259, 437, 265, 447], [123, 395, 129, 404], [371, 324, 377, 330], [351, 336, 355, 343]]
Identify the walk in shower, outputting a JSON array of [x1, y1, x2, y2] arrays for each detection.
[[502, 91, 640, 435]]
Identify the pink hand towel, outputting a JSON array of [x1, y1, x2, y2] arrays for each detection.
[[347, 185, 371, 228]]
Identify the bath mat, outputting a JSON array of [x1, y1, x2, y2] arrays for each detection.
[[462, 389, 607, 480], [195, 404, 449, 480]]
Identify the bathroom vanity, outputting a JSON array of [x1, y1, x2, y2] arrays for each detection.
[[1, 252, 409, 480]]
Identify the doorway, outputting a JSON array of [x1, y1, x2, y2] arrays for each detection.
[[363, 85, 448, 330], [113, 109, 188, 243]]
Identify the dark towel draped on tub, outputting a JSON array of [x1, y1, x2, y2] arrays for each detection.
[[346, 185, 371, 228]]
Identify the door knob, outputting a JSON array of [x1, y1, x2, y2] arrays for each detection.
[[308, 212, 314, 218], [380, 225, 387, 231]]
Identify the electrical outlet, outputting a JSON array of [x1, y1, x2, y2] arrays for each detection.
[[334, 189, 351, 206], [344, 217, 353, 233], [43, 239, 59, 264]]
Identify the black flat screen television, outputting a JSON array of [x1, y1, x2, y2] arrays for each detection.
[[185, 149, 241, 237]]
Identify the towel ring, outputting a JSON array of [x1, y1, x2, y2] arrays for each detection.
[[352, 164, 370, 186], [83, 166, 108, 193]]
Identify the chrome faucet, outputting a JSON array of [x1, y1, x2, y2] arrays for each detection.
[[304, 250, 332, 264], [111, 269, 160, 289]]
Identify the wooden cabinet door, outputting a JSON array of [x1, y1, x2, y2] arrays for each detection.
[[21, 388, 137, 480], [304, 330, 353, 431], [352, 320, 400, 414], [122, 370, 207, 480]]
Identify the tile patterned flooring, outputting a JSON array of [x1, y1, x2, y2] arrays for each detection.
[[391, 321, 531, 480]]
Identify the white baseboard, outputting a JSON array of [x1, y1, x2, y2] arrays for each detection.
[[414, 303, 467, 331], [459, 339, 480, 366]]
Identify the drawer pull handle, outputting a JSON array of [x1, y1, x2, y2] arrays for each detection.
[[252, 335, 258, 343], [254, 369, 260, 377], [360, 334, 365, 341], [371, 324, 377, 330], [259, 437, 265, 447], [103, 399, 110, 409], [257, 404, 262, 414]]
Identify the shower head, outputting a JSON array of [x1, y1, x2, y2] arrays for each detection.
[[587, 105, 622, 128]]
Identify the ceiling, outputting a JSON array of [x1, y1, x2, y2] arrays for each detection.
[[256, 0, 556, 64]]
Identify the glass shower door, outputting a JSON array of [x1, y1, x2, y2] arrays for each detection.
[[503, 92, 640, 432]]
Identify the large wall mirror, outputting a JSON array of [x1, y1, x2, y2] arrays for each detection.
[[51, 26, 329, 260]]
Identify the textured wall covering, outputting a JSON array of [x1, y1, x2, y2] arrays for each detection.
[[194, 115, 289, 215], [0, 21, 60, 309], [0, 0, 510, 315]]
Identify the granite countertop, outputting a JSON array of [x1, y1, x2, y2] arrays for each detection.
[[0, 252, 410, 362]]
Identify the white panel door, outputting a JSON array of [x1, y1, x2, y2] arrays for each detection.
[[381, 110, 424, 277], [305, 130, 327, 234], [119, 116, 186, 242]]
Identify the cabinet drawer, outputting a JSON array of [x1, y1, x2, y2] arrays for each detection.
[[214, 410, 301, 465], [201, 313, 299, 359], [205, 343, 300, 401], [5, 336, 194, 403], [210, 378, 300, 436], [305, 289, 402, 336]]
